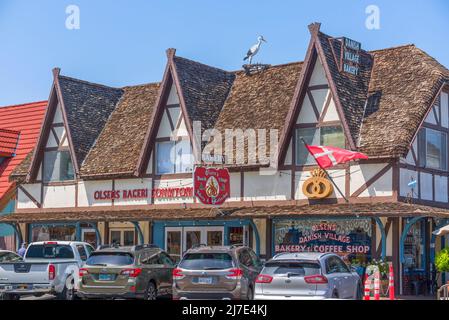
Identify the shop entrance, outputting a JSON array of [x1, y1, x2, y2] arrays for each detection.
[[81, 228, 98, 248], [165, 226, 224, 262], [110, 228, 135, 246]]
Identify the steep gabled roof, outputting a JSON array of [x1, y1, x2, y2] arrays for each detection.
[[57, 75, 123, 169], [359, 45, 449, 157], [0, 101, 46, 202], [317, 32, 373, 146], [173, 56, 235, 132], [80, 83, 160, 178]]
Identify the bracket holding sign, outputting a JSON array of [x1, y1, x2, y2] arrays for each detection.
[[193, 166, 230, 205]]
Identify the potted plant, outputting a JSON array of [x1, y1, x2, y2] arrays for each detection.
[[435, 248, 449, 284]]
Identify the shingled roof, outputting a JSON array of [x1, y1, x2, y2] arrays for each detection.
[[80, 83, 160, 177], [11, 25, 449, 179], [359, 45, 449, 157], [57, 76, 124, 169], [173, 56, 235, 133]]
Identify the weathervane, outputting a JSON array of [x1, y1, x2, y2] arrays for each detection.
[[242, 35, 270, 75]]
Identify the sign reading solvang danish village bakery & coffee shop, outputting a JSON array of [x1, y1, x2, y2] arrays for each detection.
[[3, 23, 449, 296]]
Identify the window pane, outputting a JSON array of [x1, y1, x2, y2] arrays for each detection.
[[124, 231, 135, 246], [426, 129, 444, 169], [60, 151, 74, 180], [110, 231, 121, 245], [167, 231, 181, 262], [43, 151, 74, 182], [207, 231, 223, 246], [156, 142, 175, 174], [321, 126, 345, 148], [296, 128, 319, 165], [175, 140, 193, 173]]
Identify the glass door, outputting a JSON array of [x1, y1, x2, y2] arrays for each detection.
[[165, 226, 225, 259], [81, 228, 97, 248], [109, 229, 135, 246]]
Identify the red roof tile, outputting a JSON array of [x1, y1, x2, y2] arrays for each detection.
[[0, 101, 47, 201]]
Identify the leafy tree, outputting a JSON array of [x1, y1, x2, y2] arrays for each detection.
[[435, 248, 449, 273]]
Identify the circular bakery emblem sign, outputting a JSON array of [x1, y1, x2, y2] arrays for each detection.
[[194, 167, 230, 205], [205, 176, 219, 198]]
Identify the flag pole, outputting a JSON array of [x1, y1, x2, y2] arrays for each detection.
[[300, 138, 349, 203]]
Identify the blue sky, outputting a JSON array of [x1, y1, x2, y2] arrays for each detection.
[[0, 0, 448, 106]]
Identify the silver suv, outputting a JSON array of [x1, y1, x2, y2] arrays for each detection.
[[172, 245, 263, 300], [254, 252, 362, 300]]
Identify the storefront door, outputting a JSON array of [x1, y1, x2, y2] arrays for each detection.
[[109, 229, 135, 246], [81, 228, 97, 248], [165, 226, 224, 262]]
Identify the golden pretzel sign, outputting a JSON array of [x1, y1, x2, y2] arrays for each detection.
[[302, 169, 334, 199]]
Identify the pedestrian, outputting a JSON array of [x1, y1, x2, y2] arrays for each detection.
[[17, 242, 27, 257]]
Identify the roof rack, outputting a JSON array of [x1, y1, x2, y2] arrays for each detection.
[[190, 243, 208, 249], [133, 244, 160, 251], [97, 243, 121, 250], [272, 252, 292, 259]]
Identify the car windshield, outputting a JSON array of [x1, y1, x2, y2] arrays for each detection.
[[0, 252, 22, 262], [86, 252, 134, 266], [179, 253, 234, 270], [265, 261, 321, 276], [26, 244, 74, 259]]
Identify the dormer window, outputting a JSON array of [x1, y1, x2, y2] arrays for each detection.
[[156, 140, 193, 175], [43, 150, 74, 182]]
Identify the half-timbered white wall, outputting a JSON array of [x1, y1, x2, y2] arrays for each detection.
[[399, 90, 449, 204]]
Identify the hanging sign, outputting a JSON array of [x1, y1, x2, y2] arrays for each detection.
[[342, 37, 362, 76], [194, 167, 230, 205]]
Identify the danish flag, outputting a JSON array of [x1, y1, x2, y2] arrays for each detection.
[[305, 144, 368, 169]]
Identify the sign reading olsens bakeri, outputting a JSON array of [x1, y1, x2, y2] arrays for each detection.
[[193, 167, 230, 205]]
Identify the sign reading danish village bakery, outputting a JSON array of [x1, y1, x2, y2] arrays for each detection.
[[193, 167, 230, 205], [274, 219, 372, 261]]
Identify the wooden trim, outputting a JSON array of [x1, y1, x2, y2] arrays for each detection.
[[14, 196, 399, 215], [18, 185, 41, 208], [407, 83, 446, 152], [410, 144, 418, 165], [265, 218, 273, 259], [392, 160, 399, 201], [135, 58, 173, 176], [351, 163, 392, 198], [43, 181, 76, 187], [399, 162, 449, 176], [240, 171, 244, 201], [371, 219, 377, 259], [295, 121, 342, 128], [307, 90, 320, 121], [345, 167, 350, 199], [313, 34, 356, 150], [422, 122, 449, 133], [318, 90, 332, 123], [277, 35, 318, 166], [50, 127, 60, 146], [27, 83, 58, 182], [392, 217, 400, 290], [165, 108, 175, 131], [308, 84, 329, 91], [53, 73, 80, 177]]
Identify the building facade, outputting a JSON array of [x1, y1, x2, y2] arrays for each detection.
[[0, 101, 47, 251], [1, 23, 449, 295]]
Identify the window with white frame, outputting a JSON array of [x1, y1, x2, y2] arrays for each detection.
[[419, 128, 447, 170], [156, 140, 193, 174]]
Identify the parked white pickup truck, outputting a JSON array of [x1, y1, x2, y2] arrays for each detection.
[[0, 241, 95, 300]]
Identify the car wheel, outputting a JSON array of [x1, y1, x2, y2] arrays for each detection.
[[144, 282, 157, 300], [246, 286, 254, 300], [59, 278, 76, 301], [332, 290, 339, 299]]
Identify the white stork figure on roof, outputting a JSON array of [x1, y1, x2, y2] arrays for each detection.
[[243, 35, 267, 65]]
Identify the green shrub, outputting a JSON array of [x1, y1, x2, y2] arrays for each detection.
[[435, 248, 449, 273]]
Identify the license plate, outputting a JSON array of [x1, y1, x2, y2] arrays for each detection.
[[197, 277, 213, 285], [17, 284, 29, 290], [99, 274, 114, 281]]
